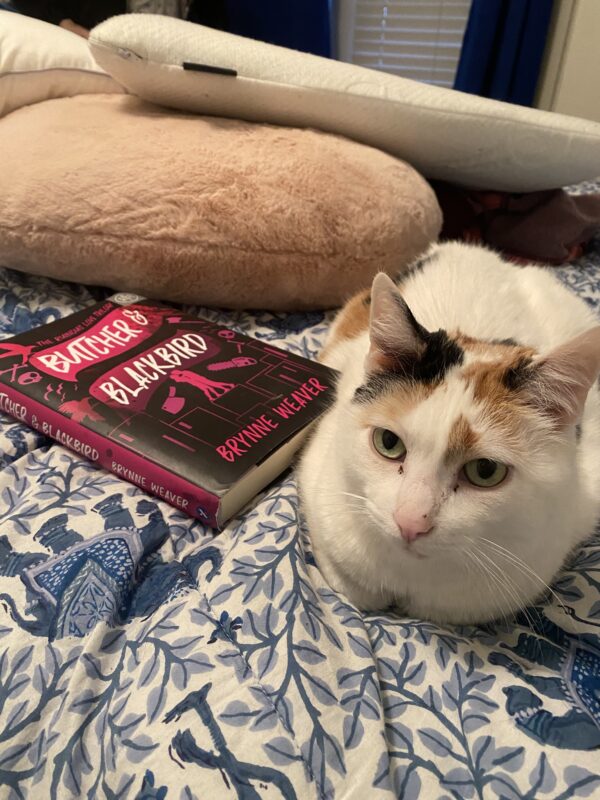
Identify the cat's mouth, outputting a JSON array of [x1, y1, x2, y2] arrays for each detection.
[[403, 544, 427, 560]]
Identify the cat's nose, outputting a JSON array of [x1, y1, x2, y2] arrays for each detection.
[[393, 511, 433, 543], [399, 524, 433, 543]]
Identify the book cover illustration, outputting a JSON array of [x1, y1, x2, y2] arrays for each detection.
[[0, 294, 337, 526]]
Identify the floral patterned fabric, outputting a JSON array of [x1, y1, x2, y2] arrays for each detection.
[[1, 232, 600, 799]]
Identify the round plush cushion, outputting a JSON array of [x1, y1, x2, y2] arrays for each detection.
[[0, 94, 441, 310]]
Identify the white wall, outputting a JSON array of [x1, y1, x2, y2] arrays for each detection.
[[536, 0, 600, 123]]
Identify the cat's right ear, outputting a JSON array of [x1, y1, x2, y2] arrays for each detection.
[[366, 273, 427, 374]]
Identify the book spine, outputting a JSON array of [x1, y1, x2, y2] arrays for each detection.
[[0, 383, 220, 527]]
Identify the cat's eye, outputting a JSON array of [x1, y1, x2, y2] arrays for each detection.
[[463, 458, 508, 488], [372, 428, 407, 460]]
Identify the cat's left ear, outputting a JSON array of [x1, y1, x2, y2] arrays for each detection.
[[366, 272, 428, 374], [530, 327, 600, 425]]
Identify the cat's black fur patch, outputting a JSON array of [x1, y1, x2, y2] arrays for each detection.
[[503, 357, 533, 391], [412, 329, 464, 382], [490, 337, 519, 347], [354, 328, 464, 403], [575, 423, 582, 442], [354, 374, 398, 403], [354, 268, 462, 403]]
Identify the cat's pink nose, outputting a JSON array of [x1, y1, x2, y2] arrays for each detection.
[[400, 525, 433, 543], [393, 511, 433, 543]]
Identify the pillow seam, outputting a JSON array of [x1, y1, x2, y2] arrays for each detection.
[[0, 68, 114, 79]]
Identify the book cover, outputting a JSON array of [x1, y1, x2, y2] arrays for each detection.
[[0, 293, 337, 527]]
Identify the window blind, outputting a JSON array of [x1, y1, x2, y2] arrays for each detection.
[[340, 0, 472, 87]]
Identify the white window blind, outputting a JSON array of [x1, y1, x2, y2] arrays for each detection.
[[337, 0, 472, 88]]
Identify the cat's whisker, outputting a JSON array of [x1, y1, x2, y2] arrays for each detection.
[[481, 550, 552, 629], [319, 498, 368, 511], [334, 491, 370, 503], [459, 548, 488, 612], [469, 541, 536, 631], [472, 545, 547, 662], [473, 546, 538, 634], [467, 555, 512, 631], [317, 507, 369, 521], [478, 537, 573, 627], [323, 496, 368, 509], [460, 547, 475, 581], [315, 504, 371, 524], [463, 547, 514, 630]]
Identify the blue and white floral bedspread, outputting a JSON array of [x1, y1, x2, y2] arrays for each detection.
[[1, 242, 600, 800]]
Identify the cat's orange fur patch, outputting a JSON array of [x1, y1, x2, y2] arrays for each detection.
[[452, 331, 535, 360], [463, 353, 533, 401], [461, 346, 537, 436], [456, 332, 536, 363], [319, 289, 370, 361], [446, 415, 478, 461]]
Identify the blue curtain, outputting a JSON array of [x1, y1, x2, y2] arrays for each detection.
[[222, 0, 331, 57], [454, 0, 554, 106]]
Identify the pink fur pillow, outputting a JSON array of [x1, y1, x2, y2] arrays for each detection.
[[0, 94, 441, 310]]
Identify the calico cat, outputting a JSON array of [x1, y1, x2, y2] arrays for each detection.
[[298, 242, 600, 624]]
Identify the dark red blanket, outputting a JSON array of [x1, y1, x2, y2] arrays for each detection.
[[433, 182, 600, 264]]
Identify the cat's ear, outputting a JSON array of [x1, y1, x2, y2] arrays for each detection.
[[366, 273, 427, 373], [530, 327, 600, 425]]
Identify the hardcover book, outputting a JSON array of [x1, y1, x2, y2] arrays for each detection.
[[0, 293, 337, 527]]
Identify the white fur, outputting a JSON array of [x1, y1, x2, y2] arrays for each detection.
[[298, 242, 600, 624]]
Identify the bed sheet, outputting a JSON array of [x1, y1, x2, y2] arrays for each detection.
[[1, 237, 600, 799]]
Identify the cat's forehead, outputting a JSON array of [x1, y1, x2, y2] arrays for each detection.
[[457, 334, 537, 412], [355, 332, 538, 451], [356, 330, 537, 407], [360, 370, 478, 451], [456, 333, 536, 370]]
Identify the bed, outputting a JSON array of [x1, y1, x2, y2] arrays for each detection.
[[1, 225, 600, 799]]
